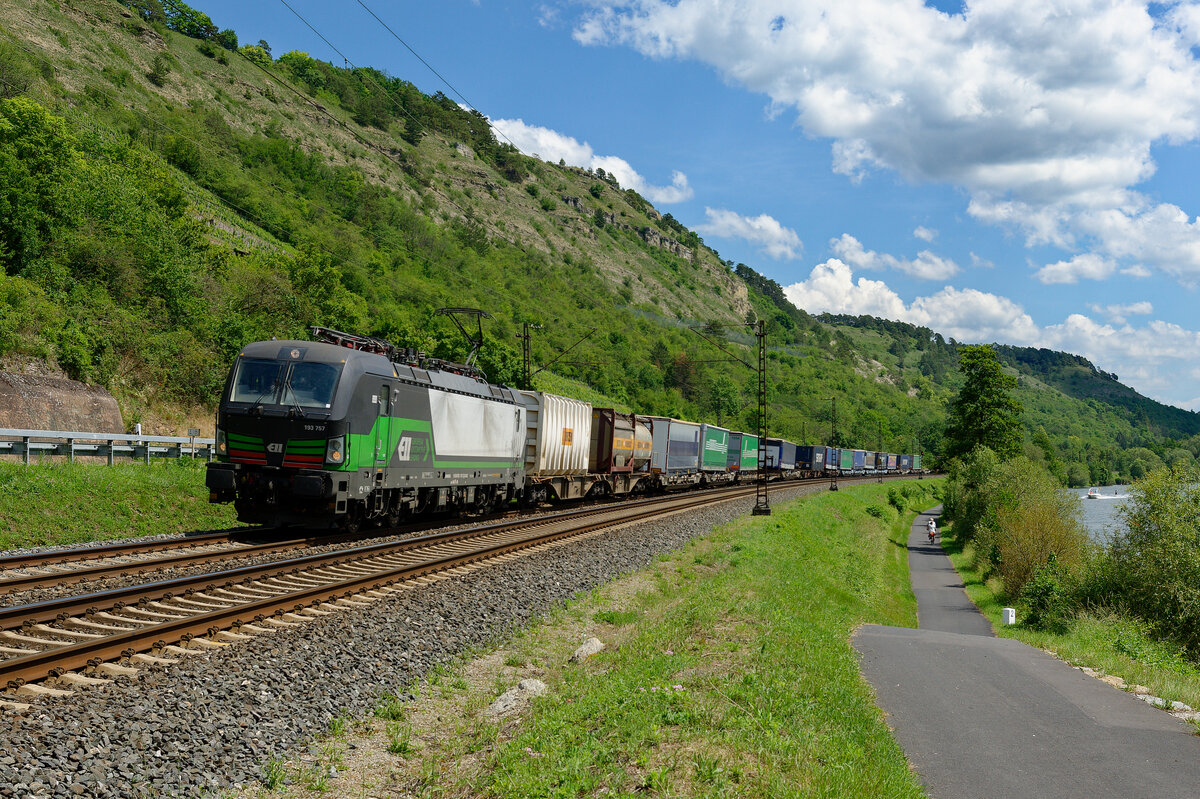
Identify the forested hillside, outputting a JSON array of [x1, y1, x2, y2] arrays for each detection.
[[821, 314, 1200, 484], [0, 0, 1193, 485]]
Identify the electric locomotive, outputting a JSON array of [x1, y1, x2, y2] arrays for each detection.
[[205, 327, 526, 529]]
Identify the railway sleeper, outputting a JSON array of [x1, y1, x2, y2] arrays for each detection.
[[65, 617, 131, 633], [95, 662, 139, 678], [130, 653, 179, 666], [31, 623, 103, 641], [54, 672, 111, 688], [16, 683, 73, 699]]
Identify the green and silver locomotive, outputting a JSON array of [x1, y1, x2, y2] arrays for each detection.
[[205, 328, 526, 529]]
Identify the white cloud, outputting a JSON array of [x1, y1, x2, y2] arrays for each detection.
[[695, 208, 802, 260], [830, 233, 959, 280], [576, 0, 1200, 283], [782, 259, 1200, 408], [1087, 300, 1154, 324], [1035, 253, 1117, 284], [782, 258, 907, 318], [914, 226, 937, 242], [970, 252, 994, 269], [489, 117, 694, 204]]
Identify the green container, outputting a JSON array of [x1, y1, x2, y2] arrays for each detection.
[[839, 449, 854, 470], [700, 424, 729, 472], [913, 454, 922, 470], [740, 434, 758, 471]]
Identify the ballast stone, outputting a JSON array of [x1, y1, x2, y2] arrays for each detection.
[[569, 637, 605, 663], [485, 679, 548, 717]]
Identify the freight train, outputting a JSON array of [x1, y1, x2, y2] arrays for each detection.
[[205, 328, 923, 529]]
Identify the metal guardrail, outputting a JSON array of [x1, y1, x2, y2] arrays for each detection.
[[0, 428, 215, 465]]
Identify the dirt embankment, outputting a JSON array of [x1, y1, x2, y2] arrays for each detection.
[[0, 372, 124, 433]]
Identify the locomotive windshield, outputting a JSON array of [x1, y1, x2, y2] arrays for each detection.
[[229, 358, 342, 409]]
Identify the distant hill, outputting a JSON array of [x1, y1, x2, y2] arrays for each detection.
[[992, 345, 1200, 439]]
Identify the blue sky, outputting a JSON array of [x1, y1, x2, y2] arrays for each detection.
[[198, 0, 1200, 411]]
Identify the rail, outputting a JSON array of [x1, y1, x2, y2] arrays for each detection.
[[0, 428, 214, 465]]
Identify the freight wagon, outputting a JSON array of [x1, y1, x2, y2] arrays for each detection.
[[797, 445, 827, 476], [727, 431, 760, 473], [739, 432, 759, 474], [648, 417, 704, 488]]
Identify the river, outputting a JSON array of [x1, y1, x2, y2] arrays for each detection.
[[1068, 485, 1132, 542]]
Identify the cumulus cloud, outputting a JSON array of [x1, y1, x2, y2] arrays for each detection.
[[489, 117, 694, 204], [782, 258, 907, 318], [830, 234, 959, 280], [695, 208, 802, 260], [574, 0, 1200, 283], [1035, 253, 1117, 284], [914, 226, 937, 242], [1087, 300, 1154, 324], [783, 259, 1200, 408]]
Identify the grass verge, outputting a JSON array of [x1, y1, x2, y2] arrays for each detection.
[[235, 479, 942, 798], [941, 524, 1200, 713], [0, 460, 239, 549]]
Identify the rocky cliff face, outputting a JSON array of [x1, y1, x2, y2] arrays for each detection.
[[0, 373, 124, 433]]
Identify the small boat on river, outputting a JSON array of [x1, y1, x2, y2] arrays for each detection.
[[1086, 488, 1101, 499]]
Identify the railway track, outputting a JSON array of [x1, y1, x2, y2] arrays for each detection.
[[0, 482, 775, 595], [0, 483, 770, 706], [0, 474, 920, 709]]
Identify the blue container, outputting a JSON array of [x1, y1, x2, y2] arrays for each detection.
[[797, 445, 826, 471]]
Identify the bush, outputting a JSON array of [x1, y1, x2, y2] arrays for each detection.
[[1020, 554, 1072, 633], [1105, 465, 1200, 655], [987, 457, 1088, 595]]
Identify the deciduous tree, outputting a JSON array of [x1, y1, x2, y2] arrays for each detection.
[[944, 344, 1023, 460]]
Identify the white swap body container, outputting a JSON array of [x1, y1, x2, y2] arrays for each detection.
[[520, 391, 593, 476]]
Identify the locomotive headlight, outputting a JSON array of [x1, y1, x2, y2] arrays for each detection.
[[325, 436, 345, 465], [216, 428, 227, 456]]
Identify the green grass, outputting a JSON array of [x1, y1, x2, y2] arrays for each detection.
[[942, 525, 1200, 711], [0, 460, 239, 549], [465, 481, 939, 798]]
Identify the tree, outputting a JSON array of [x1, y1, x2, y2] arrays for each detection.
[[944, 344, 1023, 460]]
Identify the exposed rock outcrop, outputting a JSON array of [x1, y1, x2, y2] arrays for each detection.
[[0, 372, 124, 433]]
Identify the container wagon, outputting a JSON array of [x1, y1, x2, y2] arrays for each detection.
[[739, 433, 759, 474], [900, 454, 912, 471], [764, 438, 798, 479], [913, 454, 923, 472], [520, 390, 593, 502], [700, 424, 734, 484], [588, 408, 652, 496], [797, 445, 827, 476], [886, 453, 898, 472], [838, 448, 855, 472], [648, 417, 703, 488], [726, 432, 744, 472]]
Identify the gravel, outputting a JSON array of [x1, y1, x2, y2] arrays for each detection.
[[0, 484, 823, 798]]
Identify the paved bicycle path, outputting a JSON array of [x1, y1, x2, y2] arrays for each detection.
[[854, 506, 1200, 799]]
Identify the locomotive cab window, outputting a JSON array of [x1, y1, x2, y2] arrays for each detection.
[[230, 358, 342, 408], [280, 362, 341, 408]]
